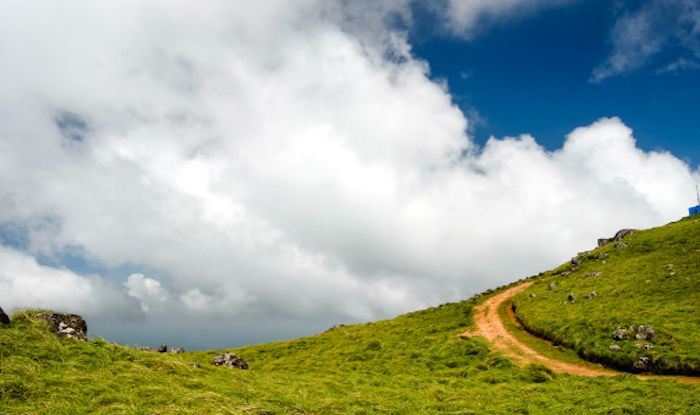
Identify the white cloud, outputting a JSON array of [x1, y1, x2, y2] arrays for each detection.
[[0, 1, 698, 347], [591, 0, 700, 82]]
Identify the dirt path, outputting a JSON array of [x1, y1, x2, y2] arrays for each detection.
[[464, 281, 700, 384]]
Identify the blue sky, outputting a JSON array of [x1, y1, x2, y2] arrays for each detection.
[[411, 0, 700, 167]]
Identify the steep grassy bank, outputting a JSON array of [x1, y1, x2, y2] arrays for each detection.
[[514, 217, 700, 375], [2, 297, 699, 414]]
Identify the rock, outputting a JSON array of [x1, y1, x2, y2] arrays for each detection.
[[613, 229, 635, 241], [634, 325, 656, 341], [326, 324, 346, 332], [37, 312, 87, 340], [548, 283, 557, 290], [571, 256, 583, 267], [609, 345, 621, 351], [596, 252, 609, 260], [0, 306, 10, 325], [612, 328, 627, 341], [634, 356, 651, 370], [597, 238, 612, 248], [584, 291, 598, 300], [567, 293, 576, 301], [169, 347, 185, 354], [530, 293, 537, 298], [139, 346, 153, 352], [614, 242, 628, 249], [212, 352, 249, 370], [561, 271, 571, 277], [635, 343, 654, 350], [157, 344, 168, 353], [188, 362, 201, 368], [582, 272, 601, 278]]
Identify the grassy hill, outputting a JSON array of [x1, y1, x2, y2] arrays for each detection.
[[1, 218, 699, 414], [513, 216, 700, 375]]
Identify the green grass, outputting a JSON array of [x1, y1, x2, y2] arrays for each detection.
[[2, 296, 699, 413], [514, 216, 700, 375]]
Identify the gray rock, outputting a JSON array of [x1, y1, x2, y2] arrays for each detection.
[[326, 324, 346, 332], [634, 325, 656, 341], [530, 293, 537, 298], [37, 312, 87, 340], [188, 362, 201, 368], [169, 347, 185, 354], [582, 272, 601, 278], [139, 346, 153, 352], [212, 352, 249, 370], [0, 306, 9, 325], [571, 256, 583, 267], [584, 291, 598, 300], [548, 283, 557, 290], [157, 344, 168, 353], [561, 271, 572, 277], [635, 343, 655, 350], [596, 252, 609, 260], [614, 242, 628, 249], [597, 238, 612, 247], [613, 229, 635, 241], [612, 328, 627, 341], [633, 356, 651, 370], [609, 345, 621, 351]]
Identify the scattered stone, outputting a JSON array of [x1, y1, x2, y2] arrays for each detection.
[[614, 242, 628, 249], [530, 293, 537, 298], [571, 256, 583, 267], [548, 283, 557, 290], [567, 293, 576, 301], [561, 271, 572, 277], [596, 252, 609, 260], [582, 272, 601, 278], [212, 353, 249, 370], [326, 324, 346, 332], [612, 328, 627, 341], [188, 362, 201, 368], [609, 345, 621, 351], [139, 346, 153, 352], [635, 343, 655, 350], [157, 344, 168, 353], [584, 291, 598, 300], [0, 306, 9, 325], [169, 347, 185, 354], [37, 312, 87, 340], [634, 356, 651, 370], [633, 325, 656, 341]]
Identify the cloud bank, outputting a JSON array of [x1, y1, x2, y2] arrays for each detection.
[[0, 1, 697, 348]]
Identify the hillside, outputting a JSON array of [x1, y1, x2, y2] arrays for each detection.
[[513, 216, 700, 375], [1, 219, 699, 414]]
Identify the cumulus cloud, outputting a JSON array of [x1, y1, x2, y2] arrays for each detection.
[[591, 0, 700, 82], [0, 1, 698, 348]]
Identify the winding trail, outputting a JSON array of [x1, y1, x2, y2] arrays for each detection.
[[464, 281, 700, 384]]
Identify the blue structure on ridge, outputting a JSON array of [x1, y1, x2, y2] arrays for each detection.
[[690, 185, 700, 216]]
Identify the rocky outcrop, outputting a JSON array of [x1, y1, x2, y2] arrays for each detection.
[[0, 306, 10, 325], [212, 353, 249, 369], [598, 229, 635, 247], [37, 312, 87, 340]]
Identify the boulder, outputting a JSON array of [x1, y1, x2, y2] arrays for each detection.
[[634, 356, 651, 370], [212, 352, 249, 370], [548, 283, 557, 290], [609, 345, 621, 351], [529, 293, 537, 298], [157, 344, 168, 353], [0, 306, 9, 325], [633, 325, 656, 341], [37, 312, 87, 340], [635, 343, 654, 350], [612, 328, 627, 341], [598, 229, 635, 247], [571, 256, 583, 267], [169, 347, 185, 354]]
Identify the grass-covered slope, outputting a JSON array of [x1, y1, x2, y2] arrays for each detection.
[[2, 298, 699, 414], [514, 216, 700, 375]]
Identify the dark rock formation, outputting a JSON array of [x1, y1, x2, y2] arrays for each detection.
[[634, 356, 651, 370], [0, 306, 10, 325], [37, 312, 87, 340], [157, 344, 168, 353], [567, 293, 576, 301], [598, 229, 635, 247], [612, 328, 627, 341], [212, 353, 249, 369]]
